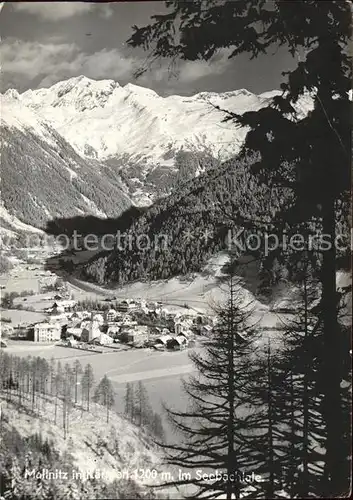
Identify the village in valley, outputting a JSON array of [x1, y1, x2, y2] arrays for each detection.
[[0, 260, 215, 354], [35, 294, 212, 352]]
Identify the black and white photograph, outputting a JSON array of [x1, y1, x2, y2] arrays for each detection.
[[0, 1, 351, 498]]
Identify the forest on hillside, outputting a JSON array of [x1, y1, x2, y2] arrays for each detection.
[[80, 151, 349, 297]]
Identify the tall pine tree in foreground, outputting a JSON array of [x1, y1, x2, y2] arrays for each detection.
[[277, 257, 351, 497], [157, 274, 267, 500]]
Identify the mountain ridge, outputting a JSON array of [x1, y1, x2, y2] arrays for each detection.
[[10, 76, 279, 164]]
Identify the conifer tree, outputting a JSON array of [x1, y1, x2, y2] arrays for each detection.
[[49, 357, 56, 397], [124, 382, 135, 423], [158, 273, 260, 499], [151, 413, 165, 442], [62, 364, 75, 438], [93, 374, 115, 423], [275, 258, 350, 497], [54, 361, 63, 425], [81, 363, 95, 412], [135, 381, 153, 428], [30, 356, 38, 411]]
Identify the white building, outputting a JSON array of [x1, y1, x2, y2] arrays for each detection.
[[92, 313, 104, 324], [69, 311, 87, 321], [34, 322, 61, 343], [106, 309, 117, 322], [174, 320, 193, 335], [139, 300, 149, 314], [121, 315, 137, 327], [167, 335, 188, 350], [201, 325, 213, 336], [66, 327, 82, 339], [48, 300, 76, 314]]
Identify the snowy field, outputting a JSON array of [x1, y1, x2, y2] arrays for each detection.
[[0, 308, 46, 326]]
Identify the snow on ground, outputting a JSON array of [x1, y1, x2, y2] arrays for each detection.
[[0, 258, 58, 294], [10, 76, 313, 175], [0, 394, 163, 488], [0, 309, 46, 326], [0, 203, 44, 236], [65, 251, 269, 314], [1, 95, 58, 148], [80, 194, 107, 218], [2, 344, 195, 447], [0, 268, 40, 294], [4, 314, 284, 445]]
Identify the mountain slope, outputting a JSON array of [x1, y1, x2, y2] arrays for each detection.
[[1, 96, 132, 229], [1, 395, 162, 499]]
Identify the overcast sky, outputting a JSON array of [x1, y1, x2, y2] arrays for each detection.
[[1, 1, 297, 96]]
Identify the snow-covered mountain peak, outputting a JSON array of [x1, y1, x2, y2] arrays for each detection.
[[20, 75, 120, 111], [4, 77, 314, 167], [4, 88, 21, 100], [193, 88, 255, 101], [15, 76, 284, 163], [1, 95, 132, 230]]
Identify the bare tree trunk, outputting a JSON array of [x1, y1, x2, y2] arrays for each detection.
[[66, 401, 70, 437], [226, 273, 239, 500], [289, 370, 296, 497], [302, 272, 310, 495], [18, 372, 22, 407], [321, 190, 345, 495], [267, 341, 275, 498], [55, 392, 58, 425], [75, 370, 78, 404], [63, 398, 66, 439], [31, 370, 36, 412]]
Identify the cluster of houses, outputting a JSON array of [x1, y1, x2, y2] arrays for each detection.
[[28, 298, 216, 350]]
